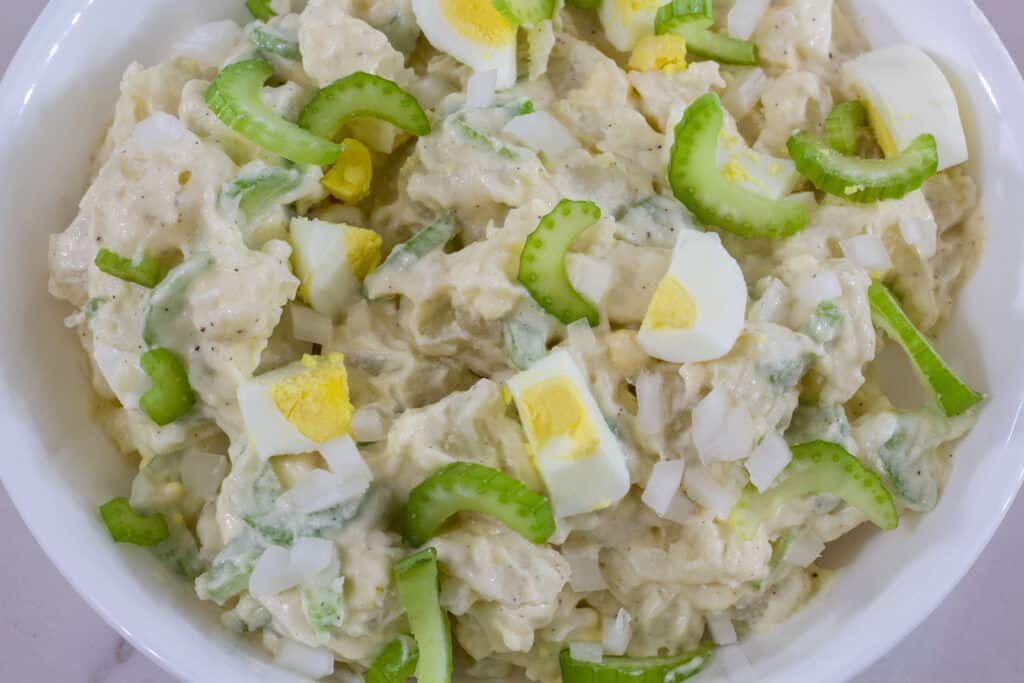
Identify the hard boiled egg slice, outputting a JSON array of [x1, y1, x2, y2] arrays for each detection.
[[412, 0, 518, 89], [638, 230, 747, 363], [507, 349, 630, 518], [237, 353, 354, 460], [843, 45, 968, 171], [290, 217, 381, 321], [600, 0, 661, 53]]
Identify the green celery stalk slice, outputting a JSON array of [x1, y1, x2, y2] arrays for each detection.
[[402, 462, 555, 546], [787, 131, 938, 203], [654, 0, 715, 33], [222, 165, 303, 219], [99, 497, 170, 546], [298, 72, 431, 141], [824, 101, 867, 156], [139, 348, 197, 426], [492, 0, 557, 25], [94, 248, 162, 288], [364, 215, 462, 298], [503, 317, 549, 370], [730, 441, 899, 538], [205, 60, 341, 165], [868, 281, 983, 417], [247, 0, 276, 22], [517, 199, 602, 326], [367, 635, 420, 683], [394, 548, 452, 683], [668, 93, 807, 239], [250, 24, 301, 61], [142, 253, 214, 348], [674, 24, 758, 65], [559, 642, 714, 683]]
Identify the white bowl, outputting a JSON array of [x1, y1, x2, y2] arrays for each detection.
[[1, 1, 1022, 681]]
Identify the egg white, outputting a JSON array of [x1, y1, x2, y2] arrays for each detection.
[[237, 379, 319, 461], [413, 0, 518, 89], [599, 0, 662, 53], [290, 217, 364, 321]]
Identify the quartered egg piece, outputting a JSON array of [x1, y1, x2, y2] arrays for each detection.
[[290, 217, 382, 321], [237, 353, 354, 460], [638, 230, 747, 363], [599, 0, 662, 53], [412, 0, 518, 89], [506, 349, 630, 518], [843, 44, 968, 172]]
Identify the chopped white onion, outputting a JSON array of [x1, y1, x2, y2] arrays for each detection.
[[566, 547, 607, 593], [569, 641, 604, 664], [181, 451, 229, 500], [792, 271, 842, 310], [899, 215, 938, 258], [716, 644, 755, 678], [783, 529, 825, 567], [642, 459, 685, 518], [274, 639, 336, 679], [278, 469, 366, 515], [721, 66, 769, 119], [320, 435, 374, 484], [602, 608, 633, 656], [727, 0, 771, 40], [249, 546, 300, 597], [566, 254, 612, 312], [706, 613, 738, 645], [692, 388, 753, 463], [290, 537, 335, 581], [684, 467, 740, 520], [840, 234, 892, 272], [173, 20, 244, 69], [351, 407, 387, 443], [466, 69, 498, 108], [749, 278, 790, 324], [132, 112, 189, 153], [635, 371, 665, 436], [289, 304, 333, 347], [503, 111, 579, 157], [664, 493, 696, 525], [566, 317, 598, 357], [745, 431, 792, 492]]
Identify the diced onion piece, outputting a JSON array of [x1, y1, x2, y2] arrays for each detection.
[[290, 537, 335, 581], [717, 644, 755, 677], [566, 317, 598, 357], [569, 641, 604, 664], [782, 528, 825, 567], [602, 608, 633, 656], [180, 451, 229, 500], [132, 112, 190, 153], [745, 431, 792, 492], [749, 278, 790, 324], [566, 254, 612, 313], [899, 215, 938, 258], [792, 271, 842, 310], [706, 613, 738, 646], [635, 371, 665, 436], [692, 388, 753, 463], [727, 0, 771, 40], [278, 469, 366, 515], [249, 546, 300, 596], [721, 66, 768, 119], [274, 639, 336, 679], [466, 69, 498, 108], [566, 547, 607, 593], [642, 459, 685, 518], [289, 304, 333, 347], [320, 435, 374, 484], [840, 234, 892, 272], [684, 467, 739, 520], [664, 494, 696, 525], [351, 407, 387, 443], [503, 111, 579, 157], [173, 20, 244, 69]]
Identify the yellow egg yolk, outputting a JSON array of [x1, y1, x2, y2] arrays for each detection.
[[617, 0, 661, 18], [645, 276, 698, 330], [344, 225, 383, 281], [863, 99, 898, 158], [270, 353, 353, 443], [440, 0, 515, 47], [628, 35, 688, 73], [722, 160, 754, 184], [323, 138, 373, 204], [519, 377, 599, 460]]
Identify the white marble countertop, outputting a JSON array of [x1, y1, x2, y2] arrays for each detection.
[[2, 2, 1023, 681]]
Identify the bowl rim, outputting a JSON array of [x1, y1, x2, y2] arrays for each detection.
[[2, 1, 1024, 682]]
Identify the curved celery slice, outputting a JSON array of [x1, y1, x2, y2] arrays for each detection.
[[250, 25, 301, 61], [99, 497, 169, 546], [367, 635, 420, 683], [205, 60, 341, 165], [654, 0, 714, 33], [668, 93, 807, 239], [403, 462, 555, 546], [656, 2, 755, 65], [518, 199, 602, 326], [142, 253, 214, 348], [394, 548, 451, 683], [299, 72, 431, 141], [364, 215, 462, 298], [139, 348, 196, 426], [730, 441, 899, 537], [824, 101, 867, 156], [868, 282, 983, 417], [492, 0, 557, 25], [222, 165, 303, 219], [787, 131, 938, 203], [94, 248, 162, 288], [247, 0, 276, 21], [559, 643, 714, 683]]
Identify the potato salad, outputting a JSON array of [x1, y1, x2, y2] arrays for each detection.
[[48, 0, 986, 680]]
